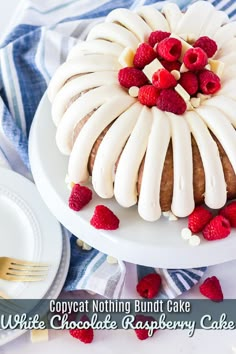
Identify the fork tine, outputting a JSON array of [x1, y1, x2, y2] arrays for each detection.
[[10, 259, 49, 268], [5, 275, 46, 282], [9, 265, 49, 272]]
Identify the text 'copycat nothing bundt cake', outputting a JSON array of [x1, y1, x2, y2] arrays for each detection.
[[48, 1, 236, 222]]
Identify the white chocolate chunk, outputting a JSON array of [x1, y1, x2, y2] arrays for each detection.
[[208, 59, 225, 78], [197, 93, 212, 102], [180, 63, 189, 73], [189, 235, 201, 246], [82, 242, 92, 251], [171, 70, 181, 80], [118, 47, 135, 67], [190, 97, 201, 108], [76, 239, 84, 247], [142, 58, 164, 81], [175, 84, 191, 102], [205, 64, 211, 70], [187, 101, 194, 111], [181, 227, 192, 240], [170, 34, 193, 61], [30, 330, 49, 343], [129, 86, 139, 97], [169, 212, 178, 221], [106, 255, 118, 264]]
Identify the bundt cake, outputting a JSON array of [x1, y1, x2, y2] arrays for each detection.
[[48, 1, 236, 221]]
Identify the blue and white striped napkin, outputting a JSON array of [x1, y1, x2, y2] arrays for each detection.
[[1, 0, 234, 299]]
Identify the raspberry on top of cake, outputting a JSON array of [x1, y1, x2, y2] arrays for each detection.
[[48, 1, 236, 222]]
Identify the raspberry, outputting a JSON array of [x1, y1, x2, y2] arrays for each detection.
[[220, 202, 236, 227], [157, 38, 182, 62], [133, 43, 156, 69], [148, 30, 171, 47], [188, 206, 213, 233], [134, 315, 157, 340], [160, 60, 181, 72], [136, 273, 162, 299], [69, 184, 92, 211], [202, 215, 231, 241], [194, 36, 217, 58], [156, 89, 186, 115], [179, 71, 199, 95], [198, 69, 221, 94], [138, 85, 159, 107], [90, 205, 120, 230], [152, 68, 177, 89], [118, 67, 148, 88], [69, 315, 94, 343], [199, 276, 223, 302], [183, 47, 208, 71]]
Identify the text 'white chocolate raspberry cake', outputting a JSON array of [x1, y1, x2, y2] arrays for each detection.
[[48, 1, 236, 222]]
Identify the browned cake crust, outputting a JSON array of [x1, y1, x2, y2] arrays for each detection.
[[75, 115, 236, 211]]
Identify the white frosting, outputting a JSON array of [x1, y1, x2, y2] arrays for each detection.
[[92, 102, 142, 198], [52, 71, 118, 126], [202, 10, 228, 38], [162, 3, 183, 33], [114, 106, 153, 207], [197, 106, 236, 173], [216, 79, 236, 100], [49, 2, 236, 221], [203, 96, 236, 127], [136, 6, 170, 32], [213, 22, 236, 49], [56, 84, 124, 154], [216, 38, 236, 58], [167, 113, 194, 217], [68, 93, 135, 183], [48, 55, 121, 102], [138, 108, 170, 221], [105, 8, 152, 42], [67, 40, 124, 61], [185, 110, 227, 209], [87, 22, 139, 51], [175, 1, 215, 38]]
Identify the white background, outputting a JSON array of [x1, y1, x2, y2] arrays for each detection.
[[1, 1, 236, 353]]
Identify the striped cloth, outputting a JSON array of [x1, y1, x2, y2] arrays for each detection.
[[1, 0, 234, 299]]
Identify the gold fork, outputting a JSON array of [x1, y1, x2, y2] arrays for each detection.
[[0, 257, 49, 282]]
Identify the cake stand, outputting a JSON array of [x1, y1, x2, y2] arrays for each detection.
[[28, 93, 236, 268]]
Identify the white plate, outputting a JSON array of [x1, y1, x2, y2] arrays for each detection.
[[0, 228, 71, 346], [29, 93, 236, 269], [0, 167, 62, 299]]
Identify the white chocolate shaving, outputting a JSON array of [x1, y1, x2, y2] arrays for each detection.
[[30, 330, 49, 343], [209, 59, 225, 78], [118, 47, 135, 67], [181, 227, 192, 240], [106, 255, 118, 264], [190, 97, 201, 108], [142, 58, 163, 81], [175, 84, 191, 102], [129, 86, 139, 97], [189, 235, 201, 246], [171, 70, 181, 80]]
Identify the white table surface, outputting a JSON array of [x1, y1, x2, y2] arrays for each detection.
[[1, 1, 236, 353]]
